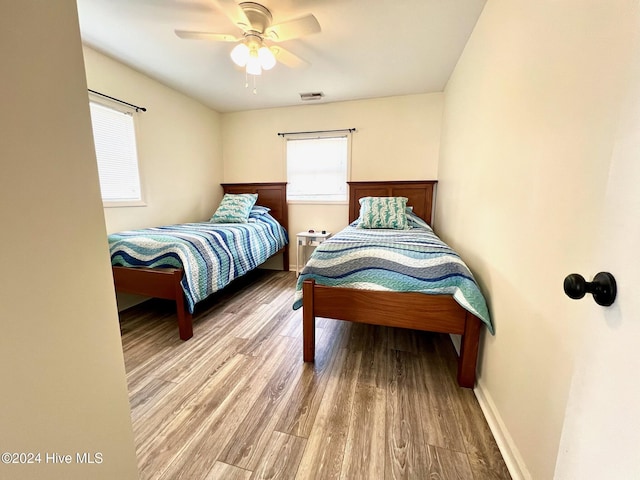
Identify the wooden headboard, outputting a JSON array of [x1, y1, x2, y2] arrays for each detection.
[[221, 182, 288, 233], [221, 182, 289, 270], [348, 180, 438, 226]]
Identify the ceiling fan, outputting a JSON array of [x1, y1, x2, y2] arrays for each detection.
[[175, 0, 321, 75]]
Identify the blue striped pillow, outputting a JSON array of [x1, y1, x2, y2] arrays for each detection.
[[249, 205, 271, 217], [210, 193, 258, 223], [357, 196, 409, 229]]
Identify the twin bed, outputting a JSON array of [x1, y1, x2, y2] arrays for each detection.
[[109, 180, 491, 388], [109, 182, 289, 341], [295, 181, 492, 388]]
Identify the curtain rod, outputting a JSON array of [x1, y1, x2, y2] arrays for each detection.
[[277, 128, 356, 137], [88, 89, 147, 112]]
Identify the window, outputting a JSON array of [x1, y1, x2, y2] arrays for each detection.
[[286, 135, 349, 202], [89, 101, 143, 206]]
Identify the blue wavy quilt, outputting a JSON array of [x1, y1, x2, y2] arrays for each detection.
[[109, 214, 288, 313], [293, 219, 493, 333]]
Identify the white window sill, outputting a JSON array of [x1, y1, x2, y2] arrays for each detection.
[[287, 200, 348, 205], [103, 200, 147, 208]]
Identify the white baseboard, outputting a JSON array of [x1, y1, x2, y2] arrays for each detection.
[[474, 379, 530, 480], [448, 334, 531, 480]]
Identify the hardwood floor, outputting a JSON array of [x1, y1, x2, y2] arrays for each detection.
[[120, 270, 510, 480]]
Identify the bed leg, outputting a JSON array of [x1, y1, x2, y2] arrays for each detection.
[[177, 308, 193, 340], [174, 271, 193, 341], [283, 245, 290, 272], [457, 313, 481, 388], [302, 279, 316, 362]]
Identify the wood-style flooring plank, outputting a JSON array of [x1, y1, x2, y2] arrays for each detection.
[[279, 308, 303, 338], [426, 444, 475, 479], [136, 353, 257, 479], [239, 299, 300, 357], [250, 431, 307, 480], [388, 326, 420, 354], [453, 388, 512, 480], [131, 336, 248, 445], [349, 323, 390, 388], [217, 336, 303, 470], [274, 319, 350, 438], [295, 347, 362, 480], [204, 461, 251, 480], [128, 377, 177, 420], [119, 270, 510, 480], [413, 332, 467, 453], [430, 334, 512, 480], [340, 383, 386, 480], [127, 317, 238, 387], [385, 350, 430, 480], [156, 336, 299, 480]]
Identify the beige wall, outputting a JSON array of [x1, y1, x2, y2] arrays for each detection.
[[437, 1, 636, 478], [83, 46, 224, 234], [222, 93, 443, 269], [0, 2, 138, 479]]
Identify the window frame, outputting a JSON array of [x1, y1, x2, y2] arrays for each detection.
[[88, 95, 146, 208], [284, 131, 352, 205]]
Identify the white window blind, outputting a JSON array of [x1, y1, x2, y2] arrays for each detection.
[[89, 101, 142, 204], [286, 136, 349, 202]]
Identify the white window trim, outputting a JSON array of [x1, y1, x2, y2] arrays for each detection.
[[284, 131, 352, 205], [286, 199, 350, 205], [89, 93, 146, 208]]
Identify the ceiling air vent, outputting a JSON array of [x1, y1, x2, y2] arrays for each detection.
[[300, 92, 324, 101]]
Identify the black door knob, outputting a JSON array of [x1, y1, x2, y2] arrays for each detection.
[[563, 272, 617, 307]]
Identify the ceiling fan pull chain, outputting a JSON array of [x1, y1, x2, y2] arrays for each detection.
[[244, 70, 249, 89], [253, 75, 258, 95]]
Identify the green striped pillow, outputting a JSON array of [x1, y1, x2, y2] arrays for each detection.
[[357, 196, 409, 229], [210, 193, 258, 223]]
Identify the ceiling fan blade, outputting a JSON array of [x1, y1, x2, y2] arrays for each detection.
[[211, 0, 251, 30], [265, 14, 321, 42], [270, 45, 309, 69], [175, 30, 240, 42]]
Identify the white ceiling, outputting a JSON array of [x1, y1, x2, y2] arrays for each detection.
[[76, 0, 486, 113]]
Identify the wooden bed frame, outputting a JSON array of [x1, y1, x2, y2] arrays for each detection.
[[302, 180, 484, 388], [112, 182, 289, 341]]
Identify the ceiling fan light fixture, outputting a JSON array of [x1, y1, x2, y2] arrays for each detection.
[[258, 46, 276, 70], [230, 42, 250, 67], [176, 1, 321, 94], [246, 52, 262, 76]]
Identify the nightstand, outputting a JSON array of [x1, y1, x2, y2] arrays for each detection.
[[296, 231, 332, 276]]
